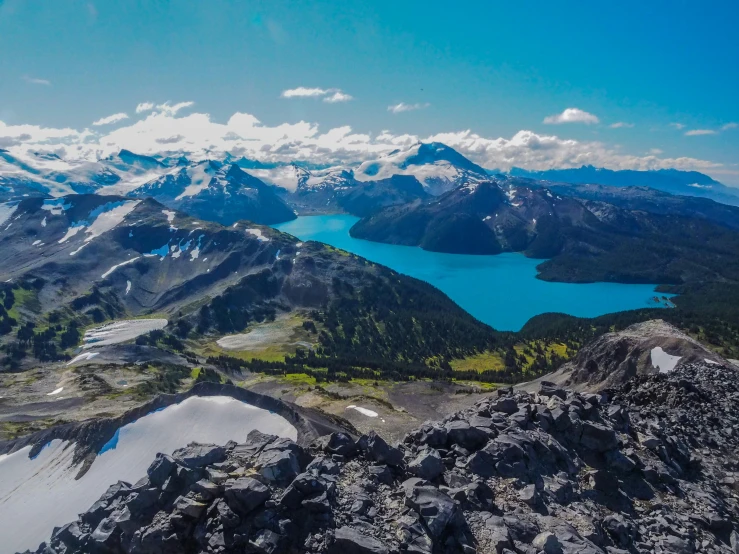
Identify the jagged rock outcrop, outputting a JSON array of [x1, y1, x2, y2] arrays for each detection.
[[29, 360, 739, 554], [551, 320, 729, 390]]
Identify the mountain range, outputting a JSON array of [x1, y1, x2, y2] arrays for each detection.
[[350, 176, 739, 284], [3, 142, 738, 216]]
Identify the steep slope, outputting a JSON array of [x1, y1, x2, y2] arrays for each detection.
[[277, 172, 431, 217], [29, 357, 739, 554], [351, 178, 739, 284], [355, 142, 489, 195], [129, 161, 297, 225], [508, 165, 739, 206], [0, 193, 498, 371], [538, 319, 729, 391]]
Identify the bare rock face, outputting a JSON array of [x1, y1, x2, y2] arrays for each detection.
[[31, 358, 739, 554], [558, 319, 728, 390]]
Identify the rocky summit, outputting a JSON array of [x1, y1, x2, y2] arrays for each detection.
[[29, 359, 739, 554]]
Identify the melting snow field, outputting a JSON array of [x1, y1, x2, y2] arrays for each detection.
[[651, 346, 682, 374], [82, 319, 168, 349], [0, 202, 17, 226], [0, 396, 297, 553], [346, 405, 379, 417], [66, 351, 100, 366], [246, 228, 269, 242]]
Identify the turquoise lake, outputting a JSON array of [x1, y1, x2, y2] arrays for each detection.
[[274, 215, 673, 332]]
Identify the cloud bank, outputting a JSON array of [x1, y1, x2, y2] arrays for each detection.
[[0, 102, 729, 182]]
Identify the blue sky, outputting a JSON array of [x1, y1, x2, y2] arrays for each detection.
[[1, 0, 737, 183]]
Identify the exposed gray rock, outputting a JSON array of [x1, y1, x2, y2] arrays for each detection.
[[408, 447, 444, 481], [330, 526, 389, 554]]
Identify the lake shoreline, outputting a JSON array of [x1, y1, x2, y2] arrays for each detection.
[[274, 215, 675, 332]]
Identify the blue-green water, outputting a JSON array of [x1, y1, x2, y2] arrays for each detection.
[[274, 215, 674, 332]]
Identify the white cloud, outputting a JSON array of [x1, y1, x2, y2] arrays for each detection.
[[649, 148, 663, 155], [323, 91, 353, 103], [543, 108, 599, 125], [92, 112, 129, 126], [685, 129, 717, 136], [136, 102, 155, 114], [281, 87, 353, 103], [721, 122, 738, 131], [670, 122, 686, 130], [281, 87, 330, 98], [155, 101, 194, 115], [609, 122, 634, 129], [388, 102, 430, 114], [0, 105, 727, 184], [22, 75, 51, 86]]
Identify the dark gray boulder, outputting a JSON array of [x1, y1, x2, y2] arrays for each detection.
[[408, 447, 444, 481], [330, 526, 390, 554], [224, 477, 271, 515], [172, 443, 227, 468]]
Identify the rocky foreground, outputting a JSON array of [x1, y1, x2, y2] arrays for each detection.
[[29, 361, 739, 554]]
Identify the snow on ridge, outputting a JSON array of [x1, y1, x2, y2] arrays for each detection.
[[41, 198, 72, 215], [162, 209, 176, 223], [246, 228, 269, 242], [57, 200, 140, 246], [83, 200, 140, 243], [101, 256, 140, 279], [0, 202, 18, 226], [650, 346, 682, 374], [175, 163, 219, 200]]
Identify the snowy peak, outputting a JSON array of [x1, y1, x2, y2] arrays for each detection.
[[400, 142, 487, 175], [128, 161, 295, 226], [356, 142, 488, 195], [113, 149, 166, 171]]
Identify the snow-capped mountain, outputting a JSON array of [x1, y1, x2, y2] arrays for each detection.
[[1, 142, 736, 222], [0, 149, 120, 197], [0, 148, 174, 200], [129, 160, 296, 225], [355, 142, 489, 195], [246, 163, 355, 193]]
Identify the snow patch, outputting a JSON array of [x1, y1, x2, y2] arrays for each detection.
[[0, 202, 18, 227], [246, 228, 269, 242], [66, 352, 99, 366], [650, 347, 682, 374], [346, 405, 379, 418], [69, 242, 90, 256], [162, 209, 175, 223], [704, 358, 720, 366], [176, 163, 217, 200], [82, 319, 168, 349], [46, 387, 64, 396], [101, 257, 140, 279], [125, 280, 132, 295], [0, 396, 297, 553], [41, 199, 71, 216]]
